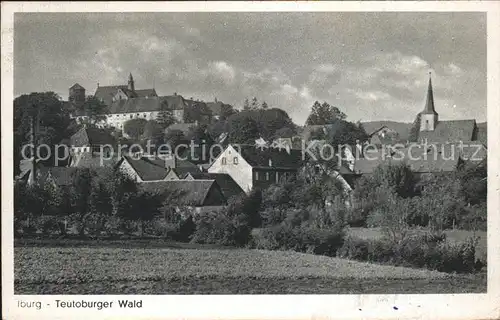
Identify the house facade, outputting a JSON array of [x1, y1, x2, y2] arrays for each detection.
[[207, 144, 303, 193]]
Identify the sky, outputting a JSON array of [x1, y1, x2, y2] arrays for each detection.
[[14, 12, 486, 125]]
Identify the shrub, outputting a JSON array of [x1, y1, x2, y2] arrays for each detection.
[[143, 219, 180, 239], [84, 213, 108, 237], [34, 216, 61, 235], [251, 223, 345, 257], [337, 233, 479, 273], [191, 210, 251, 246]]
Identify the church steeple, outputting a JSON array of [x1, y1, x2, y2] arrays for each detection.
[[420, 72, 439, 132], [128, 73, 135, 92]]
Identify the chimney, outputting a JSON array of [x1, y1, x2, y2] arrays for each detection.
[[164, 154, 176, 169]]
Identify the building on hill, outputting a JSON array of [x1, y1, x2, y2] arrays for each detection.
[[207, 144, 304, 193], [69, 83, 86, 106], [94, 73, 157, 106]]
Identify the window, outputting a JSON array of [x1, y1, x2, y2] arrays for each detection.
[[254, 171, 259, 180], [130, 115, 133, 119], [233, 157, 238, 165], [222, 157, 227, 165], [143, 113, 147, 118], [266, 172, 270, 181]]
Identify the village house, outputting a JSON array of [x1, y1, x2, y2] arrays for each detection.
[[207, 144, 304, 193], [117, 154, 200, 182], [140, 180, 227, 213], [184, 172, 245, 202]]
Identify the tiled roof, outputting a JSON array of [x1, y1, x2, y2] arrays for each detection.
[[187, 172, 244, 201], [94, 85, 128, 106], [70, 127, 116, 147], [70, 83, 85, 90], [361, 121, 412, 142], [418, 120, 476, 143], [122, 156, 170, 181], [107, 95, 186, 114], [234, 144, 304, 169], [140, 180, 224, 206]]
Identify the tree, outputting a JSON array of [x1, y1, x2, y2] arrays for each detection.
[[14, 92, 72, 176], [123, 118, 148, 140], [250, 97, 259, 110], [184, 101, 212, 124], [78, 96, 108, 126], [219, 103, 237, 120], [409, 113, 421, 142], [261, 101, 269, 110], [322, 119, 369, 147], [305, 101, 346, 125], [243, 98, 250, 111], [69, 168, 94, 236], [165, 129, 186, 149], [273, 127, 295, 139], [156, 101, 176, 128], [227, 115, 260, 144], [143, 120, 165, 147]]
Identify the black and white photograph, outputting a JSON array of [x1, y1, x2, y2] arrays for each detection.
[[2, 2, 499, 320]]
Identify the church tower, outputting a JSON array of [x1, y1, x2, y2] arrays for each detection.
[[128, 73, 135, 92], [420, 72, 439, 132]]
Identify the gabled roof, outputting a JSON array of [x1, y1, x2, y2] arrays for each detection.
[[121, 155, 170, 181], [70, 83, 85, 90], [232, 144, 304, 169], [108, 97, 161, 114], [45, 167, 80, 186], [94, 85, 128, 106], [162, 95, 188, 110], [70, 127, 116, 147], [360, 121, 412, 142], [140, 180, 224, 206], [476, 122, 487, 147], [418, 119, 476, 143], [187, 172, 244, 200]]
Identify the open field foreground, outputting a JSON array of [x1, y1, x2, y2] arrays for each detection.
[[15, 247, 486, 294]]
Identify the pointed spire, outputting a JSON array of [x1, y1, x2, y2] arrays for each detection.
[[128, 72, 135, 92], [422, 72, 438, 115]]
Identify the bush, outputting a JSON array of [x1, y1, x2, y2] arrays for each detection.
[[84, 213, 108, 237], [143, 219, 180, 239], [337, 233, 479, 273], [191, 210, 251, 246], [251, 223, 345, 257], [34, 216, 61, 235]]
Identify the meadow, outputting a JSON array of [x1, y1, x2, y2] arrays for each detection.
[[14, 245, 486, 294]]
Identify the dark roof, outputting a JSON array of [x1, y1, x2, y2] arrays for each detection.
[[234, 144, 304, 169], [70, 127, 116, 147], [360, 121, 412, 142], [122, 156, 170, 181], [140, 180, 224, 206], [70, 83, 85, 90], [107, 95, 186, 114], [94, 85, 128, 106], [422, 75, 438, 115], [135, 89, 157, 98], [418, 120, 476, 143], [187, 172, 244, 200]]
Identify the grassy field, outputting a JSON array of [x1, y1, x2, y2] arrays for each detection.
[[348, 228, 487, 261], [15, 246, 486, 294]]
